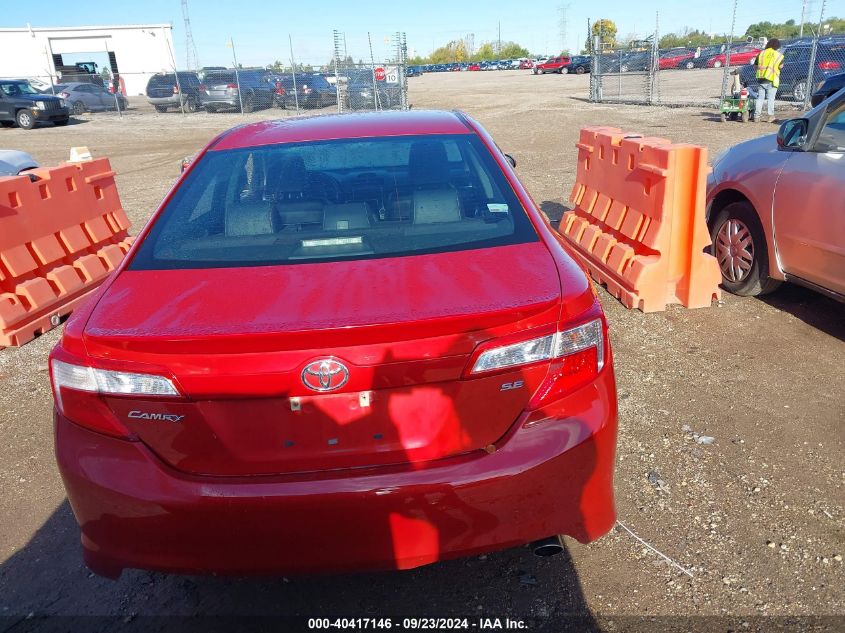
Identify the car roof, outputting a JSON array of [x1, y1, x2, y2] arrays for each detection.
[[211, 110, 473, 151]]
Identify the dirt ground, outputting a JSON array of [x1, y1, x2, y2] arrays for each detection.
[[0, 70, 842, 631]]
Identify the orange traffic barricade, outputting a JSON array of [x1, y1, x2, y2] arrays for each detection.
[[0, 158, 132, 347], [559, 126, 721, 313]]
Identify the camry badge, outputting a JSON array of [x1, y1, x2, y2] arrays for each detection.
[[301, 359, 349, 392]]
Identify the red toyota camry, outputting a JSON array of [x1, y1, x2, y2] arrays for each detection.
[[50, 110, 618, 578]]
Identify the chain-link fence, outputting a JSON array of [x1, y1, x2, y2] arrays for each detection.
[[332, 31, 408, 113], [19, 30, 408, 119], [590, 4, 845, 113]]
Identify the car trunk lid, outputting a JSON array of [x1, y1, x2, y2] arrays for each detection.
[[84, 242, 561, 476]]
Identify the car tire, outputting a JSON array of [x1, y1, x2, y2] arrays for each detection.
[[710, 201, 781, 296], [713, 60, 723, 68], [560, 67, 568, 74], [184, 98, 198, 113], [685, 61, 695, 69], [575, 66, 585, 74], [154, 105, 168, 113], [206, 105, 217, 113], [792, 79, 807, 103], [15, 109, 34, 130], [54, 118, 69, 126], [242, 94, 254, 113], [71, 101, 86, 115]]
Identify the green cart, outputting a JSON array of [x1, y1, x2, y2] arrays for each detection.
[[720, 95, 755, 122]]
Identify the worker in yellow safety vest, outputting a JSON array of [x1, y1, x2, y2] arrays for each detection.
[[753, 39, 784, 122]]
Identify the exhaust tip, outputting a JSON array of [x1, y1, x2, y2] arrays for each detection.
[[532, 535, 564, 557]]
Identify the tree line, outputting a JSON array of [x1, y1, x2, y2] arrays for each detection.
[[587, 16, 843, 52], [408, 40, 531, 65]]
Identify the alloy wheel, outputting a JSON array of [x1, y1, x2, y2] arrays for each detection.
[[715, 219, 754, 282]]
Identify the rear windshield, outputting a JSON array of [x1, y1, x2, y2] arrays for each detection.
[[130, 134, 538, 270], [205, 72, 236, 84]]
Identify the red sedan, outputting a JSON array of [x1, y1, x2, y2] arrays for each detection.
[[51, 110, 618, 578], [658, 49, 695, 70], [707, 46, 761, 68]]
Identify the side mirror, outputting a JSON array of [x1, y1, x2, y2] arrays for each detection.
[[777, 118, 809, 150], [504, 153, 517, 168]]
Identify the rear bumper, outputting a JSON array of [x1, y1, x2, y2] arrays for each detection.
[[56, 374, 617, 578]]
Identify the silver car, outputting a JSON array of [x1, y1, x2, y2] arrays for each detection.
[[54, 82, 127, 115], [706, 87, 845, 301]]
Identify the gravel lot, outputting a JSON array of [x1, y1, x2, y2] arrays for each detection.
[[0, 70, 842, 630]]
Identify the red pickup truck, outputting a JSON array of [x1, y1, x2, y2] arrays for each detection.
[[534, 56, 572, 74]]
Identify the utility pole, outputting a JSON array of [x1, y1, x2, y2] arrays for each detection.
[[799, 0, 808, 37], [181, 0, 199, 71], [559, 4, 571, 53], [497, 22, 501, 56]]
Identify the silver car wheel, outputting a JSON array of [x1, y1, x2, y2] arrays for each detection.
[[716, 219, 754, 282]]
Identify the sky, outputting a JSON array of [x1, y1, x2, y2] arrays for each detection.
[[2, 0, 836, 66]]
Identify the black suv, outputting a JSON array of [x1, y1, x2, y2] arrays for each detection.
[[201, 69, 275, 112], [0, 79, 69, 129], [275, 74, 337, 109], [146, 72, 204, 113]]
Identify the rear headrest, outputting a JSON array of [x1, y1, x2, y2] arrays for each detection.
[[225, 202, 276, 236], [413, 189, 461, 224], [323, 203, 371, 231], [409, 141, 451, 187], [276, 155, 307, 195]]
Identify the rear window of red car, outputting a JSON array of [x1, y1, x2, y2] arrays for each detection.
[[130, 134, 539, 270]]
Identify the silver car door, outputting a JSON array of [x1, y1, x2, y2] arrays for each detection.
[[772, 97, 845, 295]]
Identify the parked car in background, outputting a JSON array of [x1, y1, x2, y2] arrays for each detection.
[[706, 87, 845, 300], [50, 109, 618, 579], [406, 66, 423, 77], [518, 59, 534, 70], [567, 56, 591, 74], [54, 83, 127, 115], [812, 71, 845, 106], [659, 48, 695, 70], [201, 69, 275, 112], [145, 72, 204, 113], [707, 46, 760, 68], [689, 44, 727, 68], [468, 62, 481, 71], [275, 73, 337, 109], [534, 56, 571, 74], [0, 78, 69, 129], [740, 41, 845, 103], [0, 150, 38, 176]]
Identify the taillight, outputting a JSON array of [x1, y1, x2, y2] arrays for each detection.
[[226, 83, 238, 91], [818, 61, 841, 70], [275, 81, 285, 95], [59, 92, 69, 99], [198, 83, 207, 92], [469, 317, 605, 408], [173, 85, 180, 94], [50, 357, 180, 438]]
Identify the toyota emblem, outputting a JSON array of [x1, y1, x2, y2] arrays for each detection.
[[301, 359, 349, 392]]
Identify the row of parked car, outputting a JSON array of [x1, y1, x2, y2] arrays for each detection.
[[144, 68, 404, 114]]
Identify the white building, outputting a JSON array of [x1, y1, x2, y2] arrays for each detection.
[[0, 24, 177, 95]]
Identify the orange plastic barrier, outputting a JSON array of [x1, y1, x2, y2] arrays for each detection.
[[0, 158, 132, 347], [559, 127, 721, 313]]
